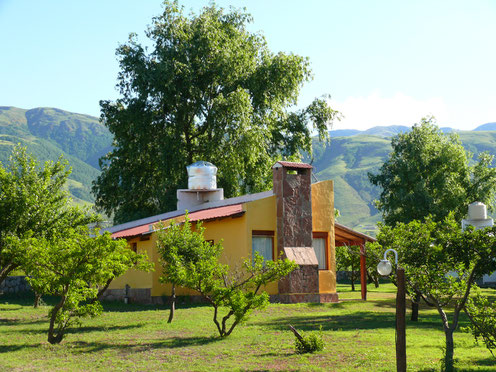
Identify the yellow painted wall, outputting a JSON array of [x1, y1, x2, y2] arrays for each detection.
[[110, 180, 337, 299], [244, 195, 278, 294], [151, 195, 279, 296], [151, 211, 249, 297], [311, 180, 336, 294], [108, 235, 154, 290]]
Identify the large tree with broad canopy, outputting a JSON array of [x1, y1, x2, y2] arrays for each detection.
[[93, 1, 339, 224]]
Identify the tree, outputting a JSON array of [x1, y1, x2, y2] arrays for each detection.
[[156, 216, 296, 337], [155, 215, 211, 323], [336, 244, 381, 291], [93, 1, 339, 224], [19, 227, 152, 344], [464, 289, 496, 357], [368, 117, 496, 321], [368, 117, 496, 227], [371, 215, 496, 370], [335, 245, 360, 291], [0, 145, 97, 286]]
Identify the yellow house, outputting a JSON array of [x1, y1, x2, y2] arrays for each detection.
[[104, 161, 339, 304]]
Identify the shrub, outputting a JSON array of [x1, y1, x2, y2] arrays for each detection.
[[293, 326, 324, 354]]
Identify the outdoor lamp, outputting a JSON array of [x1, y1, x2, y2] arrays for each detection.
[[377, 248, 406, 372], [377, 259, 392, 276], [377, 248, 398, 276]]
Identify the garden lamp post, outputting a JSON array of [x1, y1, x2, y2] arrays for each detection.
[[377, 249, 406, 372]]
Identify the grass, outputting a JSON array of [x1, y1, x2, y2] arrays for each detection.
[[1, 283, 495, 371]]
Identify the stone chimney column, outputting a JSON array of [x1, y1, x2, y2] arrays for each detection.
[[273, 162, 313, 256], [273, 161, 319, 303]]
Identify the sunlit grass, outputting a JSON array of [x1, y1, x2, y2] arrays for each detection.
[[0, 285, 495, 371]]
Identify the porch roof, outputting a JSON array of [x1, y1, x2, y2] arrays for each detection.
[[335, 222, 376, 246]]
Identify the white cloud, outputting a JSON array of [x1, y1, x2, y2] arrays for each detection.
[[329, 92, 496, 131]]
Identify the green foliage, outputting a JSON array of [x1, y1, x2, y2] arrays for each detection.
[[307, 124, 496, 233], [21, 226, 152, 344], [372, 215, 496, 370], [156, 215, 296, 337], [335, 245, 360, 288], [335, 243, 381, 289], [464, 289, 496, 357], [369, 117, 496, 226], [93, 1, 338, 224], [294, 326, 324, 354], [0, 145, 98, 284]]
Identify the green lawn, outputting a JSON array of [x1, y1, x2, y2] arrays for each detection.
[[1, 283, 495, 371]]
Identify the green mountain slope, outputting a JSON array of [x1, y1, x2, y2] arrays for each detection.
[[311, 130, 496, 235], [0, 106, 112, 205], [1, 105, 496, 232]]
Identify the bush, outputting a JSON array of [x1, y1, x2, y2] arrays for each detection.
[[293, 326, 324, 354]]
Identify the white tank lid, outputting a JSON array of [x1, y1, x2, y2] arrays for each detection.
[[467, 201, 487, 221]]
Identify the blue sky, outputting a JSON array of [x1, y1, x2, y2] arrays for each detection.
[[1, 0, 495, 131]]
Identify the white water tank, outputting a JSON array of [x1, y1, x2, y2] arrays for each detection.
[[467, 201, 487, 220], [187, 161, 217, 190], [462, 201, 494, 230]]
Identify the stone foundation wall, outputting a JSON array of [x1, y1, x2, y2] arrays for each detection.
[[273, 292, 339, 304], [0, 276, 31, 294], [101, 288, 152, 304], [279, 264, 319, 294]]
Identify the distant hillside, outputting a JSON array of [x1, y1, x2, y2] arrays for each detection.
[[1, 105, 496, 232], [330, 125, 461, 138], [310, 130, 496, 235], [474, 122, 496, 131], [0, 106, 112, 205], [330, 125, 411, 138]]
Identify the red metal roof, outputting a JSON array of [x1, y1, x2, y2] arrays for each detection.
[[275, 161, 313, 169], [112, 204, 245, 239]]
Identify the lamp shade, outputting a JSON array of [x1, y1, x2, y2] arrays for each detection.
[[377, 259, 392, 276]]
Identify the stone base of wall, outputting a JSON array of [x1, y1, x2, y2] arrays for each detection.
[[101, 288, 152, 304], [275, 292, 339, 304], [0, 276, 31, 294], [101, 290, 339, 305], [319, 293, 339, 303], [150, 295, 208, 305]]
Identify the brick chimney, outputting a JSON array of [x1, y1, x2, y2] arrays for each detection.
[[273, 161, 320, 303]]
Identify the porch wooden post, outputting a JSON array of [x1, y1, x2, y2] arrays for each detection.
[[360, 241, 367, 300]]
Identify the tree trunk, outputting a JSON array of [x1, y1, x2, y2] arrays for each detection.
[[167, 284, 176, 324], [411, 292, 420, 322], [0, 263, 17, 287], [47, 295, 66, 344], [350, 261, 355, 291], [34, 292, 42, 308], [373, 274, 379, 288], [289, 325, 305, 344], [444, 328, 455, 372]]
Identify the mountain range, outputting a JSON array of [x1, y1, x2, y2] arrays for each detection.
[[313, 124, 496, 234], [0, 106, 112, 206], [2, 106, 496, 234]]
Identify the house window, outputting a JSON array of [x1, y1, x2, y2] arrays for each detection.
[[252, 231, 274, 262], [312, 232, 328, 270], [131, 242, 137, 253]]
